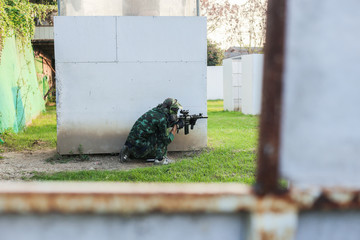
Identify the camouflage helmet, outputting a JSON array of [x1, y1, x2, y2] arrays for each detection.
[[162, 98, 182, 114]]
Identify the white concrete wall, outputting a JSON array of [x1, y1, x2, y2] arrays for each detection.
[[223, 58, 233, 111], [207, 66, 223, 100], [55, 16, 207, 154], [0, 213, 247, 240], [241, 54, 264, 115], [59, 0, 196, 16], [223, 57, 242, 111], [280, 0, 360, 188]]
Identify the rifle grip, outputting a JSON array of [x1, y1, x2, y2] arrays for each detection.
[[185, 124, 189, 135]]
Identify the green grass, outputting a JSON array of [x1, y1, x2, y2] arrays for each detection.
[[0, 105, 57, 152], [30, 100, 259, 183], [207, 99, 224, 112]]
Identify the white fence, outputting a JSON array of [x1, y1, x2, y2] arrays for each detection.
[[207, 66, 223, 100], [55, 16, 207, 154]]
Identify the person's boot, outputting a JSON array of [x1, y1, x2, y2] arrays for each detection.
[[119, 145, 130, 163], [154, 157, 173, 165]]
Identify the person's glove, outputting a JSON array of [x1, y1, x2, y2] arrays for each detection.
[[177, 119, 185, 129]]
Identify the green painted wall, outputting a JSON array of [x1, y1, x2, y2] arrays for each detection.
[[34, 56, 50, 98], [35, 56, 43, 73], [0, 36, 45, 133]]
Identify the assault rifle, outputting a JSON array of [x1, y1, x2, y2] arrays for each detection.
[[176, 110, 208, 135]]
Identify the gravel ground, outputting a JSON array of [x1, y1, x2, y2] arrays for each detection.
[[0, 149, 194, 181], [0, 149, 156, 181]]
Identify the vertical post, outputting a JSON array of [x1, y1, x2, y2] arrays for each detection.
[[57, 0, 61, 16], [196, 0, 200, 16], [256, 0, 287, 195]]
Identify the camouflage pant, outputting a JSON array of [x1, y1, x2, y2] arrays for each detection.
[[125, 134, 168, 160]]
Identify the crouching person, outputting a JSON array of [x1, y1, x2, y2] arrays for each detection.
[[119, 98, 182, 165]]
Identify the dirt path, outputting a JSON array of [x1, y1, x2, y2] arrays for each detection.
[[0, 149, 157, 181]]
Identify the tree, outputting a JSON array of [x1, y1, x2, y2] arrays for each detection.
[[207, 40, 224, 66], [201, 0, 268, 53]]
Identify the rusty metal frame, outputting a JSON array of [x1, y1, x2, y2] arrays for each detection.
[[1, 182, 359, 214], [1, 182, 360, 240], [256, 0, 287, 195]]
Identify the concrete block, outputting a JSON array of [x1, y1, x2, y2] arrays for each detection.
[[223, 57, 242, 111], [116, 17, 207, 62], [280, 0, 360, 188], [241, 54, 263, 115], [56, 16, 207, 154], [54, 16, 117, 63]]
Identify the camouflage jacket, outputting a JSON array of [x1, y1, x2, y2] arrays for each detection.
[[126, 106, 174, 147]]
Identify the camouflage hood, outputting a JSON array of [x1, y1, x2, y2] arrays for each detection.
[[160, 98, 182, 115]]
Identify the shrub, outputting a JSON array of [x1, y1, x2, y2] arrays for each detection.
[[207, 40, 224, 66]]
